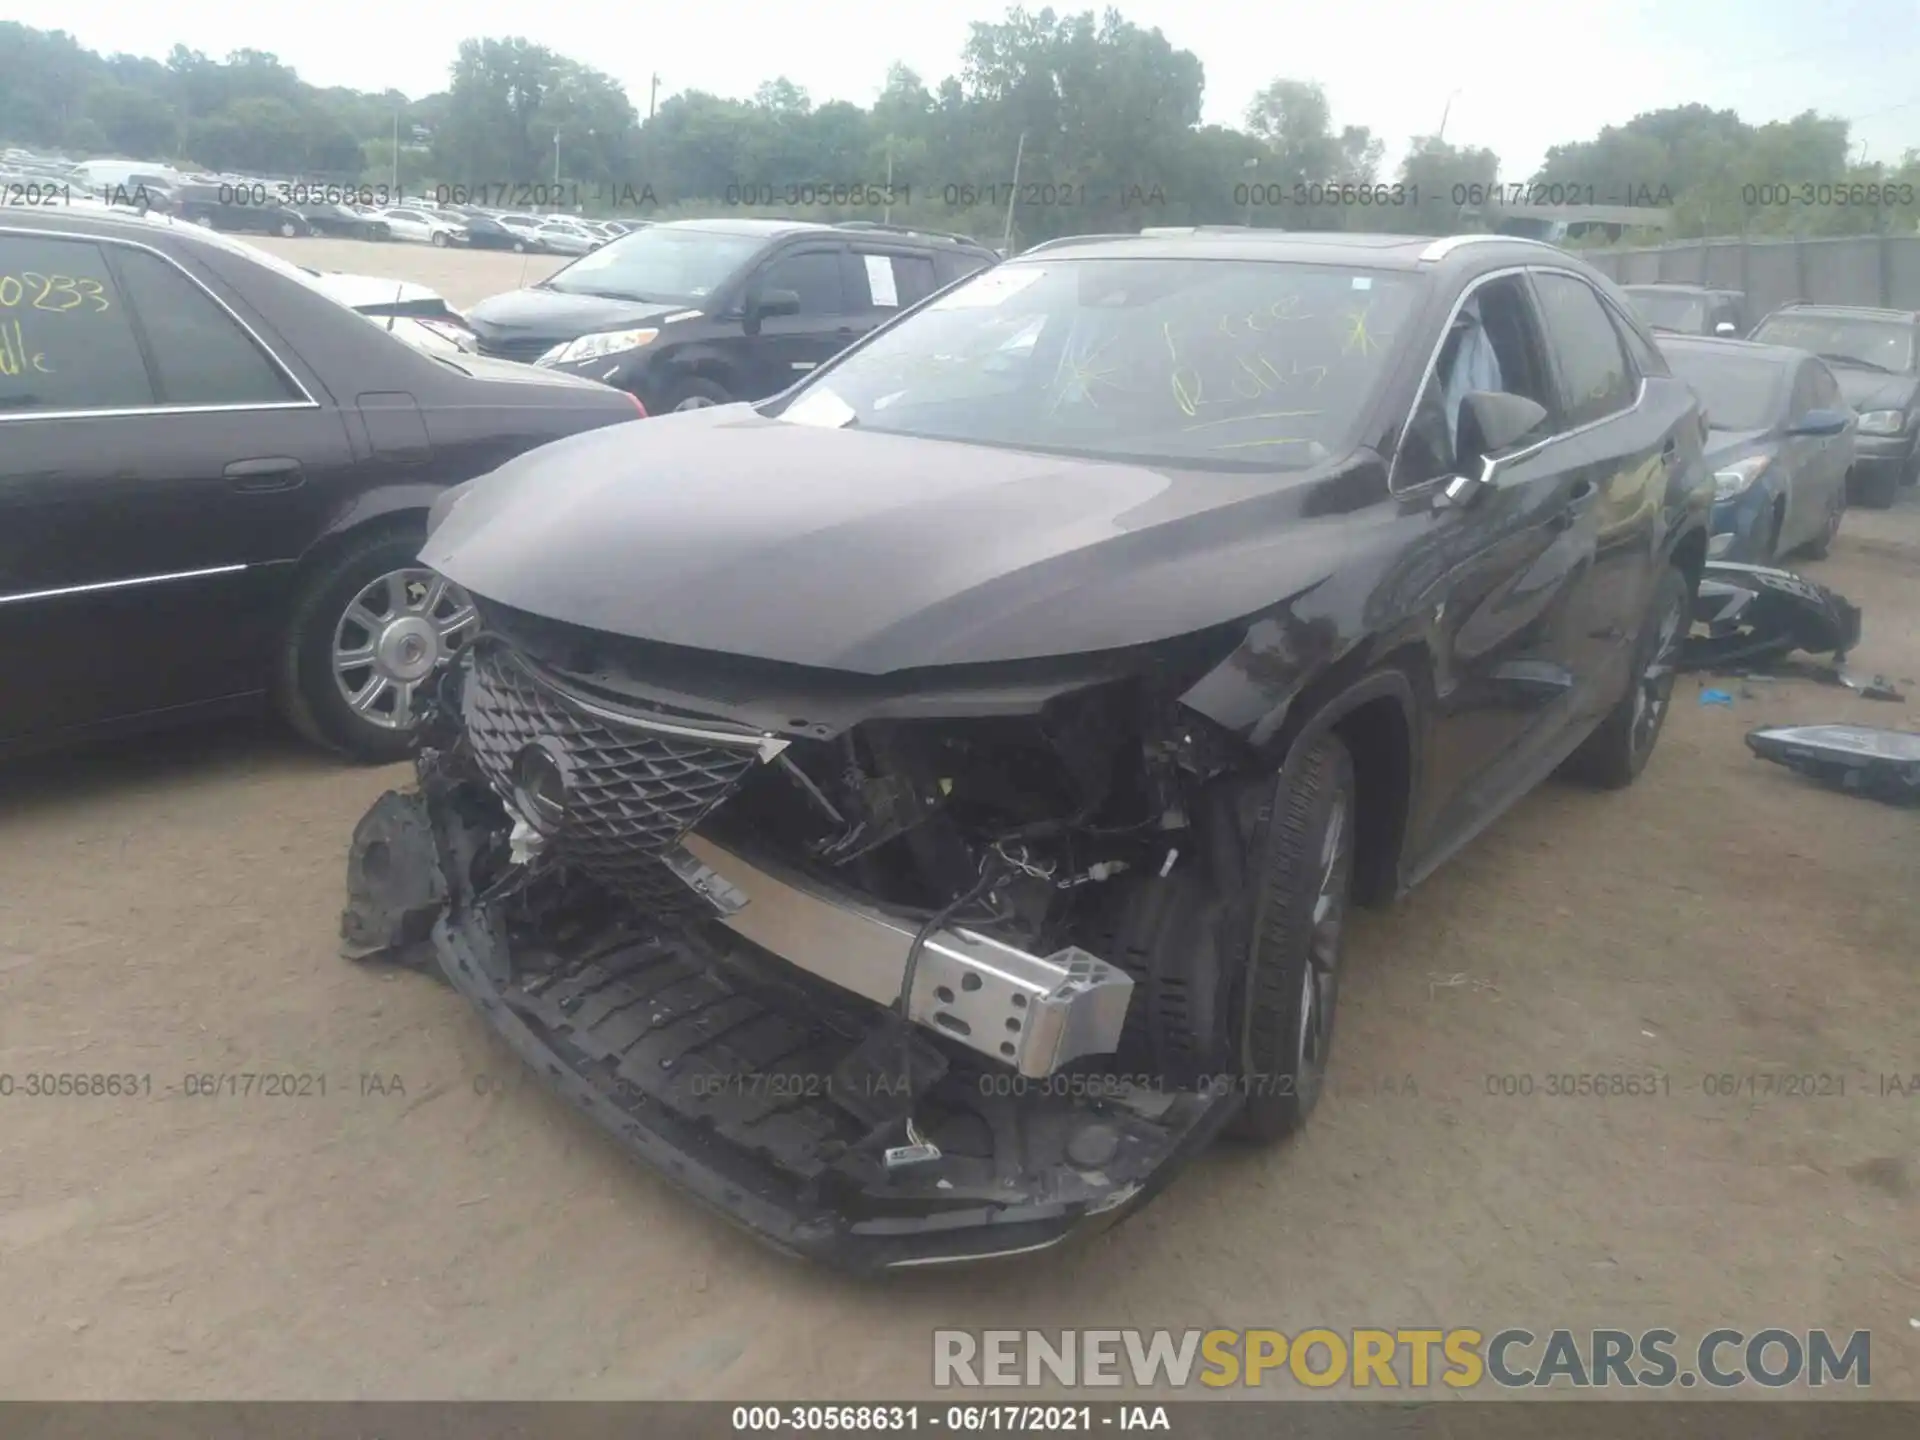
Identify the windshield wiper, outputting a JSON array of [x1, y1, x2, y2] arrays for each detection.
[[1815, 352, 1893, 373]]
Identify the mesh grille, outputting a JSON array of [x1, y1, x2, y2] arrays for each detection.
[[462, 642, 764, 905]]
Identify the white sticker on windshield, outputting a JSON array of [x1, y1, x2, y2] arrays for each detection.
[[1351, 276, 1372, 291], [933, 266, 1046, 309], [782, 387, 857, 429], [865, 254, 900, 308]]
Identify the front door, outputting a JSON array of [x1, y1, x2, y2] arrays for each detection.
[[734, 244, 861, 399], [1392, 272, 1605, 874], [0, 228, 354, 744]]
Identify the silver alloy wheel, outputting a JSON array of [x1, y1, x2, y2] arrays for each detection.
[[331, 568, 477, 731], [1295, 791, 1351, 1089], [1631, 594, 1686, 756], [674, 395, 719, 411]]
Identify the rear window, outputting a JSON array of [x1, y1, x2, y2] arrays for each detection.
[[1749, 313, 1915, 374], [1664, 348, 1784, 431]]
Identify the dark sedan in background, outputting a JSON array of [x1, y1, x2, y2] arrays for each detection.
[[163, 182, 311, 238], [1748, 302, 1920, 508], [296, 202, 392, 242], [1623, 283, 1748, 338], [1660, 335, 1854, 561], [0, 208, 644, 762]]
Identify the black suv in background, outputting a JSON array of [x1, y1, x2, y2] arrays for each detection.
[[464, 218, 999, 413], [1749, 301, 1920, 507]]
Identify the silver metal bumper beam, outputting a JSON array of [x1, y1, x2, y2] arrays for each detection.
[[668, 834, 1134, 1078]]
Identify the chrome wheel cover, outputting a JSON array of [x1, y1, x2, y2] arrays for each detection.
[[330, 568, 477, 731]]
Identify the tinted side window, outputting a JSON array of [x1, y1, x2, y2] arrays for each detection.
[[855, 251, 937, 309], [758, 249, 846, 315], [0, 234, 155, 414], [935, 250, 994, 287], [1788, 363, 1818, 418], [1532, 272, 1636, 427], [1810, 362, 1842, 410], [108, 247, 299, 405]]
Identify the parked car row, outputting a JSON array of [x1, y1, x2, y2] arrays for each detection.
[[1623, 282, 1919, 510]]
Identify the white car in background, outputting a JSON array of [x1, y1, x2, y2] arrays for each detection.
[[495, 214, 552, 250], [377, 206, 469, 247], [535, 219, 600, 255]]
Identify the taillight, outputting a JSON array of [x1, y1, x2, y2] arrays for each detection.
[[629, 394, 648, 417]]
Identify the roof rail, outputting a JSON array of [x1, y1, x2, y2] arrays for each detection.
[[832, 219, 982, 247], [1418, 232, 1561, 261], [1018, 232, 1139, 255]]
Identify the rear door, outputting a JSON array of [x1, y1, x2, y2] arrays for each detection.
[[734, 242, 858, 399], [1532, 271, 1675, 723], [845, 245, 942, 338], [0, 228, 355, 742]]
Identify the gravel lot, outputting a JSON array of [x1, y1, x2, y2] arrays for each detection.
[[1, 237, 1917, 1400]]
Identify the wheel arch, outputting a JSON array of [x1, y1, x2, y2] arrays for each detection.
[[1259, 660, 1422, 909]]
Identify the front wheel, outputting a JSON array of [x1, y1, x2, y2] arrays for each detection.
[[664, 377, 734, 411], [278, 219, 300, 238], [1228, 732, 1357, 1143], [512, 240, 526, 253], [277, 528, 478, 762], [1560, 564, 1690, 789], [430, 230, 449, 248]]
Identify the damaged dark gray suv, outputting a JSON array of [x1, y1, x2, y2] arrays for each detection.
[[343, 230, 1713, 1271]]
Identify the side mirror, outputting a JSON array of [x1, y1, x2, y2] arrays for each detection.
[[1433, 392, 1548, 511], [1789, 407, 1850, 438], [748, 288, 801, 321], [1458, 390, 1548, 458]]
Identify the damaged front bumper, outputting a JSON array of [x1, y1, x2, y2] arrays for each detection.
[[343, 770, 1232, 1273]]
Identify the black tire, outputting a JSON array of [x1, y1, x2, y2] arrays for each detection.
[[1227, 732, 1358, 1143], [1560, 564, 1691, 790], [430, 230, 449, 248], [1850, 465, 1900, 510], [663, 377, 734, 412], [1801, 487, 1844, 560], [276, 526, 456, 764]]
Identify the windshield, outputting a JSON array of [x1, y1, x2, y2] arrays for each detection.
[[543, 226, 766, 303], [1627, 290, 1707, 334], [1664, 349, 1784, 431], [1749, 314, 1914, 372], [773, 258, 1420, 470]]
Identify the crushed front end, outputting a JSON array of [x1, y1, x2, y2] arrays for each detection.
[[343, 616, 1249, 1272]]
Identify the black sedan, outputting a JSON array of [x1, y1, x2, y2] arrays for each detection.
[[0, 207, 646, 762], [296, 203, 392, 242], [458, 213, 540, 252]]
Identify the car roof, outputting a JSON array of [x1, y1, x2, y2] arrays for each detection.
[[1008, 229, 1582, 273], [1624, 282, 1742, 297]]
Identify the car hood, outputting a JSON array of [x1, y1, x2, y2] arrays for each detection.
[[420, 407, 1374, 674], [1827, 365, 1917, 412], [444, 350, 616, 390], [466, 288, 683, 345]]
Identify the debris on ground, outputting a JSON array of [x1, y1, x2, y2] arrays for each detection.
[[1746, 724, 1920, 805], [1682, 561, 1863, 674], [1839, 671, 1906, 703]]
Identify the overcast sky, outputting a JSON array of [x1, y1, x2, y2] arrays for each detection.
[[13, 0, 1920, 177]]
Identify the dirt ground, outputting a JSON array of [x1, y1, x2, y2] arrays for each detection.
[[2, 238, 1918, 1400]]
